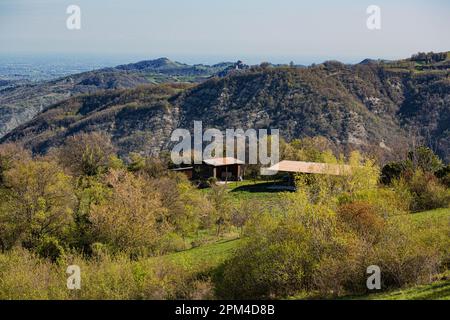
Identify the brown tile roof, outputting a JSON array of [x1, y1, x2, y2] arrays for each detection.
[[267, 160, 352, 176], [203, 157, 245, 167]]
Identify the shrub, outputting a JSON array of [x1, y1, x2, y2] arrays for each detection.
[[89, 169, 168, 255], [90, 242, 111, 260], [381, 161, 408, 185], [36, 236, 66, 262], [337, 201, 385, 242], [0, 247, 212, 300], [216, 190, 446, 299], [207, 177, 218, 186], [0, 248, 67, 299], [157, 233, 187, 254], [371, 219, 442, 288], [216, 195, 347, 299], [295, 151, 380, 205], [0, 159, 75, 251], [339, 187, 410, 217], [407, 170, 450, 211], [408, 146, 443, 174], [436, 165, 450, 187]]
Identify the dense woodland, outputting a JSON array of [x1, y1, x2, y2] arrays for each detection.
[[0, 133, 448, 299], [0, 57, 234, 138]]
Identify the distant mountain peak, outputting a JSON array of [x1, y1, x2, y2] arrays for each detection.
[[358, 58, 392, 65], [115, 57, 186, 71], [148, 57, 174, 66], [359, 58, 378, 65], [155, 57, 171, 62]]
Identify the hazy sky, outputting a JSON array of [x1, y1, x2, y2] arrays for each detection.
[[1, 0, 449, 64]]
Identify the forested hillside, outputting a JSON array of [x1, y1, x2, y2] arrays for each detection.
[[2, 54, 449, 162], [0, 58, 232, 138]]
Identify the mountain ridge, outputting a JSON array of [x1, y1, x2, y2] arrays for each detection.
[[2, 53, 449, 163], [0, 57, 236, 137]]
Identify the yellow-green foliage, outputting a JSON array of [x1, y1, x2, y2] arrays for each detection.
[[295, 150, 380, 206], [0, 159, 75, 252], [0, 139, 448, 300], [0, 248, 213, 300], [0, 146, 217, 258], [339, 187, 410, 217], [281, 136, 336, 162], [216, 188, 447, 299], [0, 248, 67, 299], [407, 170, 450, 211], [89, 169, 168, 255], [346, 151, 380, 194]]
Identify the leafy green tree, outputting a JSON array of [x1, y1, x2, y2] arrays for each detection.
[[57, 132, 116, 176], [72, 176, 111, 252], [0, 143, 31, 185], [0, 159, 75, 252], [208, 185, 232, 236], [436, 165, 450, 187], [408, 146, 443, 173], [127, 152, 146, 172], [89, 169, 168, 255], [381, 161, 407, 185]]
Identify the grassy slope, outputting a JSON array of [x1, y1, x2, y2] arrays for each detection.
[[161, 205, 448, 299], [150, 238, 241, 273], [201, 180, 289, 202], [153, 181, 285, 272], [411, 207, 450, 222], [157, 181, 284, 272], [153, 187, 449, 300], [359, 277, 450, 300]]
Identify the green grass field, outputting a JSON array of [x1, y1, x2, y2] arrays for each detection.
[[201, 180, 292, 202], [411, 207, 450, 222], [358, 276, 450, 300], [150, 238, 241, 273]]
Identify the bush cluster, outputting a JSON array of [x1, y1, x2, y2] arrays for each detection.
[[215, 156, 449, 299]]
